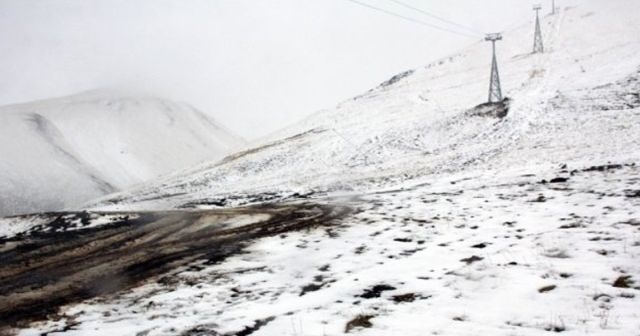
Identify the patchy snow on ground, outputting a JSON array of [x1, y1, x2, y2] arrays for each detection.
[[0, 212, 141, 240], [19, 163, 640, 335], [4, 1, 640, 335]]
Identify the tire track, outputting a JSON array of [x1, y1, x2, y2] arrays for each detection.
[[0, 201, 351, 330]]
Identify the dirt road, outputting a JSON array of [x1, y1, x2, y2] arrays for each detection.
[[0, 201, 351, 329]]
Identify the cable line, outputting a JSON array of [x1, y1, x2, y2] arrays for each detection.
[[384, 0, 485, 35], [343, 0, 481, 39]]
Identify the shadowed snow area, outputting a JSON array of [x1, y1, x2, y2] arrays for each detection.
[[0, 90, 244, 217], [1, 1, 640, 335]]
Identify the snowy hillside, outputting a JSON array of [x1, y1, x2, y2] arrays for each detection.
[[0, 90, 243, 216], [91, 0, 640, 212], [2, 1, 640, 336]]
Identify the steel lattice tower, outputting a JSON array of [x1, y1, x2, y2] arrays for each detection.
[[486, 33, 503, 103], [533, 5, 544, 53]]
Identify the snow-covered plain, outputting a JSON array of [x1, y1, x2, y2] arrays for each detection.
[[0, 90, 243, 217], [3, 0, 640, 335]]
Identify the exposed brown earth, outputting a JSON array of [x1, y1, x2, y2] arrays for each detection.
[[0, 201, 351, 331]]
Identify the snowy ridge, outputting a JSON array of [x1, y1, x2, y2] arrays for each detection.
[[90, 1, 640, 212], [3, 2, 640, 335], [0, 90, 243, 216]]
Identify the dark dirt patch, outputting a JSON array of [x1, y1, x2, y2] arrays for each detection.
[[559, 223, 585, 229], [0, 202, 351, 329], [359, 284, 397, 299], [300, 282, 325, 296], [538, 285, 557, 293], [467, 98, 511, 118], [460, 255, 483, 264], [391, 293, 417, 303], [544, 324, 566, 333], [180, 324, 222, 336], [345, 315, 375, 333], [378, 70, 414, 88], [625, 190, 640, 198], [234, 317, 275, 336], [530, 195, 547, 203], [613, 275, 634, 288], [583, 164, 625, 172]]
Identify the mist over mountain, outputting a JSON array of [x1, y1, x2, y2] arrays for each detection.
[[0, 90, 243, 216]]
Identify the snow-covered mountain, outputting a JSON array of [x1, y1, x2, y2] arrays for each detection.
[[92, 0, 640, 212], [2, 2, 640, 335], [0, 90, 243, 216]]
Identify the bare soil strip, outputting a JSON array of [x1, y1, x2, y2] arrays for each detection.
[[0, 202, 350, 329]]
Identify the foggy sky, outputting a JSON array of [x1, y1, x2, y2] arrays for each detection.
[[0, 0, 555, 139]]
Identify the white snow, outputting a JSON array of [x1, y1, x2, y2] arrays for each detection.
[[5, 0, 640, 335], [89, 0, 640, 213], [0, 89, 244, 217], [20, 164, 640, 336], [0, 212, 141, 240]]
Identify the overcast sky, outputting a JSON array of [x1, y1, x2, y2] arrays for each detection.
[[0, 0, 554, 139]]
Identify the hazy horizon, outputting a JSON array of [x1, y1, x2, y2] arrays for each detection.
[[0, 0, 562, 139]]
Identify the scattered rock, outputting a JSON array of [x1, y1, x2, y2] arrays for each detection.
[[538, 285, 557, 293], [543, 324, 566, 333], [360, 284, 397, 299], [460, 255, 483, 264], [613, 275, 634, 288], [345, 314, 374, 333], [300, 283, 324, 296], [233, 317, 275, 336], [549, 177, 569, 183], [471, 243, 487, 249], [625, 190, 640, 198], [583, 164, 623, 172], [391, 293, 416, 303], [558, 223, 584, 229]]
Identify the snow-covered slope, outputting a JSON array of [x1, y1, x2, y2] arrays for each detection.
[[91, 1, 640, 212], [3, 2, 640, 336], [0, 90, 243, 216]]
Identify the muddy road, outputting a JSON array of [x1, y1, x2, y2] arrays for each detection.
[[0, 201, 351, 329]]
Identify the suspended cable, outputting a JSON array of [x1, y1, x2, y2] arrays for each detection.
[[384, 0, 485, 35], [343, 0, 482, 39]]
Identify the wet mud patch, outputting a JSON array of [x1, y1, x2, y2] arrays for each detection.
[[0, 201, 351, 330]]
